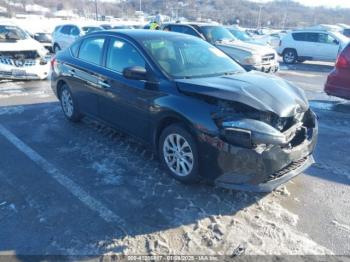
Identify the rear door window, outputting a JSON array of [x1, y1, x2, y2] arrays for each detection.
[[306, 33, 319, 42], [78, 37, 105, 65], [292, 33, 306, 41], [106, 38, 145, 73]]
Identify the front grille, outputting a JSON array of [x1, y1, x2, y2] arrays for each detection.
[[0, 57, 37, 67], [262, 53, 275, 63], [0, 71, 12, 76], [268, 157, 308, 181], [0, 50, 40, 59]]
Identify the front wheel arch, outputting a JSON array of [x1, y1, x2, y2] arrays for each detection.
[[153, 114, 198, 156]]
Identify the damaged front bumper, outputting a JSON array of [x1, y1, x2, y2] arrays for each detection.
[[198, 109, 318, 192]]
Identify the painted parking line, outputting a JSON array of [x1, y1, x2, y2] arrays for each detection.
[[0, 124, 123, 224]]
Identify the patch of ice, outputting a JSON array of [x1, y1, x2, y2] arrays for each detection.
[[313, 162, 350, 180], [0, 106, 24, 115], [91, 160, 124, 186], [331, 220, 350, 233], [309, 101, 334, 111]]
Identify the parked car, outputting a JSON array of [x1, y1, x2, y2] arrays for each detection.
[[51, 30, 318, 192], [162, 23, 279, 73], [342, 28, 350, 38], [52, 23, 103, 53], [0, 23, 50, 80], [324, 43, 350, 100], [33, 32, 53, 53], [278, 30, 350, 64], [227, 26, 267, 46]]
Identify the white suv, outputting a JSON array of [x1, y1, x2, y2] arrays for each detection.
[[52, 23, 102, 53], [0, 23, 50, 80], [278, 30, 350, 64]]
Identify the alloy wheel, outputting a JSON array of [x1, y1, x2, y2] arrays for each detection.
[[284, 51, 296, 63], [163, 133, 194, 177], [61, 89, 74, 118]]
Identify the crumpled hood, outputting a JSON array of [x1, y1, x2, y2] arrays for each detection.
[[216, 40, 275, 55], [0, 38, 47, 57], [176, 71, 309, 117]]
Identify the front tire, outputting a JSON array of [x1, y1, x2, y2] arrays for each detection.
[[283, 49, 297, 64], [59, 84, 82, 122], [159, 124, 200, 184]]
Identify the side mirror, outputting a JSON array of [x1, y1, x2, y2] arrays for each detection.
[[123, 66, 148, 81], [333, 39, 340, 45]]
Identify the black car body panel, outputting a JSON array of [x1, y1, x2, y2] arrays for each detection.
[[51, 30, 318, 192]]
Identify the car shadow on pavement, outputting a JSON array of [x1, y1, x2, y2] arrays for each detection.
[[307, 100, 350, 186], [0, 102, 268, 257], [280, 62, 334, 73]]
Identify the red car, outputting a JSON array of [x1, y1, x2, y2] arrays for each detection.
[[325, 43, 350, 100]]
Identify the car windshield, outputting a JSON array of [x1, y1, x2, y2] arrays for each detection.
[[228, 28, 252, 41], [141, 36, 244, 79], [0, 25, 28, 41], [200, 26, 237, 43]]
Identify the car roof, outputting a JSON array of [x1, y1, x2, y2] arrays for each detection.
[[163, 22, 219, 27], [87, 29, 197, 41]]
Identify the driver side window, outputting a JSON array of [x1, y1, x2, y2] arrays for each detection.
[[106, 38, 145, 73]]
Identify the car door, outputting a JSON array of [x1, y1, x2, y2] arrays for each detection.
[[317, 33, 340, 61], [68, 36, 107, 116], [97, 37, 157, 140], [291, 32, 315, 58]]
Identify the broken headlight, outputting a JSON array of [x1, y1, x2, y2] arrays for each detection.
[[221, 127, 252, 148]]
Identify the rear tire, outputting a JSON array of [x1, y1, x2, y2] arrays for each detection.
[[283, 49, 297, 64], [59, 84, 82, 122], [159, 124, 200, 184]]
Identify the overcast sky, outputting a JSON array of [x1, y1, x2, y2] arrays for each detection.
[[253, 0, 350, 8]]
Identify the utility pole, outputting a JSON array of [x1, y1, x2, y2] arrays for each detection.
[[95, 0, 98, 20], [257, 5, 262, 29]]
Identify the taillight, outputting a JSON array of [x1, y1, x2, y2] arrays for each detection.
[[335, 54, 349, 69], [50, 56, 59, 74], [50, 56, 56, 70]]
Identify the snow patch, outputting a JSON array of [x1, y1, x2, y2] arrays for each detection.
[[331, 220, 350, 233], [309, 101, 334, 111], [106, 195, 331, 256]]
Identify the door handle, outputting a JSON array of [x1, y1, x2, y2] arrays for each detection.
[[98, 79, 111, 89], [68, 69, 75, 76]]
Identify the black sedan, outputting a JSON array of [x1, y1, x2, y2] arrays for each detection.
[[51, 30, 318, 192]]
